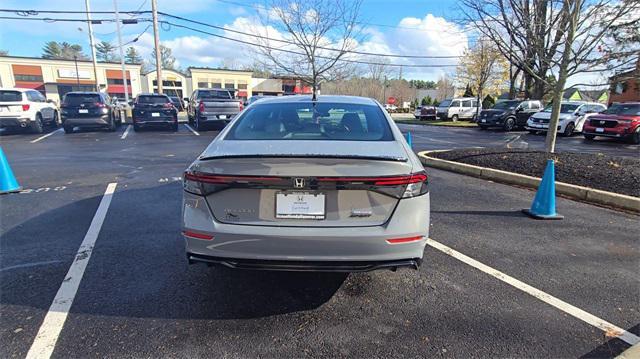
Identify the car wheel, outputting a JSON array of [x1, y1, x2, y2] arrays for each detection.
[[51, 111, 59, 128], [478, 125, 487, 130], [133, 124, 141, 132], [630, 128, 640, 145], [562, 122, 575, 137], [503, 117, 515, 131], [63, 125, 73, 134], [172, 123, 179, 132], [584, 134, 595, 141], [451, 114, 459, 122], [108, 115, 116, 132], [31, 114, 44, 134]]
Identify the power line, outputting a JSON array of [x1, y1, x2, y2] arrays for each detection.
[[157, 11, 464, 59], [159, 20, 457, 68], [0, 15, 131, 22]]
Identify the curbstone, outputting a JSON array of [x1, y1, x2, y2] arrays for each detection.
[[418, 150, 640, 213]]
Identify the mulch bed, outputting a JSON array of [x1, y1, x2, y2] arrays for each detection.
[[429, 148, 640, 197]]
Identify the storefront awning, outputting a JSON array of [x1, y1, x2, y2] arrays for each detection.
[[237, 90, 248, 97], [107, 85, 132, 94]]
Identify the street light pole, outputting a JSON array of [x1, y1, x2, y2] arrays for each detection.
[[73, 55, 80, 86], [113, 0, 129, 103], [84, 0, 100, 92], [151, 0, 163, 94]]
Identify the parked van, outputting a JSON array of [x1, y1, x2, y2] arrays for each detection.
[[436, 97, 481, 121]]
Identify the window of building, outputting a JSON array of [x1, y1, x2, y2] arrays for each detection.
[[152, 80, 182, 87], [197, 82, 209, 89], [224, 82, 235, 89], [211, 79, 222, 88], [237, 81, 248, 90], [108, 78, 132, 85], [15, 74, 44, 82]]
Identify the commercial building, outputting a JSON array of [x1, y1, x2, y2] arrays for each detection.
[[0, 55, 142, 103]]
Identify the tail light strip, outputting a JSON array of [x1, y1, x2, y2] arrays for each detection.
[[185, 172, 428, 186]]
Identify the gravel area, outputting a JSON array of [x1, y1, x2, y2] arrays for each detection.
[[430, 148, 640, 197]]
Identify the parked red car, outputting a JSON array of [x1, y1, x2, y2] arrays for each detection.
[[582, 102, 640, 144], [414, 105, 436, 120]]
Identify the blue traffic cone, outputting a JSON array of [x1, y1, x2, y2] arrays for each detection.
[[406, 132, 412, 148], [0, 147, 21, 194], [522, 159, 563, 220]]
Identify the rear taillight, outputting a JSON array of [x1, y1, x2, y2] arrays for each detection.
[[239, 101, 244, 111], [163, 102, 174, 109], [96, 102, 106, 108], [316, 172, 429, 198], [198, 101, 205, 113], [386, 235, 425, 244], [184, 171, 429, 198], [182, 230, 214, 241], [22, 104, 30, 111]]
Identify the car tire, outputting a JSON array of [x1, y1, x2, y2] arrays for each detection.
[[527, 130, 538, 135], [133, 124, 141, 132], [478, 125, 487, 130], [562, 122, 575, 137], [172, 123, 179, 132], [451, 114, 459, 122], [503, 117, 515, 131], [108, 115, 116, 132], [63, 125, 73, 134], [630, 128, 640, 144], [51, 111, 59, 128], [31, 114, 44, 134], [195, 117, 204, 131], [584, 134, 595, 141]]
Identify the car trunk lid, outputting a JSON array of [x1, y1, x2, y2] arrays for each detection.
[[189, 140, 415, 227]]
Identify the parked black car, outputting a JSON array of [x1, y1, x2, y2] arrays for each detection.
[[132, 93, 178, 132], [478, 99, 542, 131], [61, 92, 121, 134]]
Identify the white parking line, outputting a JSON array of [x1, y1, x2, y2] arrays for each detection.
[[183, 124, 199, 136], [30, 128, 63, 143], [120, 125, 132, 139], [25, 183, 118, 359], [425, 238, 640, 346]]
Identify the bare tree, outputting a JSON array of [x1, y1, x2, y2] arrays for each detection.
[[456, 38, 509, 119], [460, 0, 637, 152], [436, 74, 455, 102], [254, 0, 363, 100]]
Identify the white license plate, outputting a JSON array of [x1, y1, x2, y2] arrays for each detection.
[[152, 112, 160, 117], [481, 119, 486, 123], [276, 192, 325, 219], [219, 115, 227, 119], [78, 109, 88, 114], [595, 128, 604, 133]]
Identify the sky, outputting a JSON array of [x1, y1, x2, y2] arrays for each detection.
[[0, 0, 606, 86]]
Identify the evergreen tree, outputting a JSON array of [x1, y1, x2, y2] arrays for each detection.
[[125, 46, 142, 64], [463, 84, 475, 97], [42, 41, 62, 59], [96, 41, 117, 62]]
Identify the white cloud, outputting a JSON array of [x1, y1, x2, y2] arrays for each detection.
[[133, 12, 469, 80]]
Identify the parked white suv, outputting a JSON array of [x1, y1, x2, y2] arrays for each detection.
[[0, 88, 59, 133], [436, 97, 480, 121], [526, 101, 606, 136]]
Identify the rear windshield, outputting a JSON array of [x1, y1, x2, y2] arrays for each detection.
[[198, 90, 232, 100], [438, 99, 452, 107], [63, 94, 101, 106], [137, 95, 170, 104], [492, 100, 520, 110], [602, 103, 640, 116], [0, 91, 23, 102], [225, 102, 394, 141], [543, 103, 580, 113]]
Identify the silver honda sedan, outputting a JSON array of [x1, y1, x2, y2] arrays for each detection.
[[182, 95, 430, 272]]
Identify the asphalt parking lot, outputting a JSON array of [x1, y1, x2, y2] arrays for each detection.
[[1, 123, 639, 358], [397, 123, 640, 158]]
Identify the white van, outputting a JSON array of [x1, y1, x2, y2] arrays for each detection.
[[436, 97, 481, 121]]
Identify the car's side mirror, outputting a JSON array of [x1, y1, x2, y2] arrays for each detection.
[[46, 99, 56, 104], [516, 107, 524, 112]]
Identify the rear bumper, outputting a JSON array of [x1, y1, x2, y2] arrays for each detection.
[[187, 253, 421, 272], [133, 117, 176, 126], [583, 130, 631, 138], [198, 114, 236, 122], [0, 117, 31, 128], [63, 116, 110, 127], [182, 191, 430, 266]]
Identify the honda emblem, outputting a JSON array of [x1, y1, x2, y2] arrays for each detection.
[[293, 178, 305, 188]]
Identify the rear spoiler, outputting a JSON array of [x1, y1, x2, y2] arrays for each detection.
[[198, 154, 408, 162]]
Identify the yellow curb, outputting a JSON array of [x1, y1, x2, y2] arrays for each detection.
[[418, 150, 640, 213]]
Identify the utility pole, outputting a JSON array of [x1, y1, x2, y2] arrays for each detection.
[[73, 55, 80, 86], [151, 0, 163, 94], [84, 0, 100, 92], [113, 0, 129, 103]]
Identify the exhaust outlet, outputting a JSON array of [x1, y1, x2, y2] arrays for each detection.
[[20, 122, 28, 128]]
